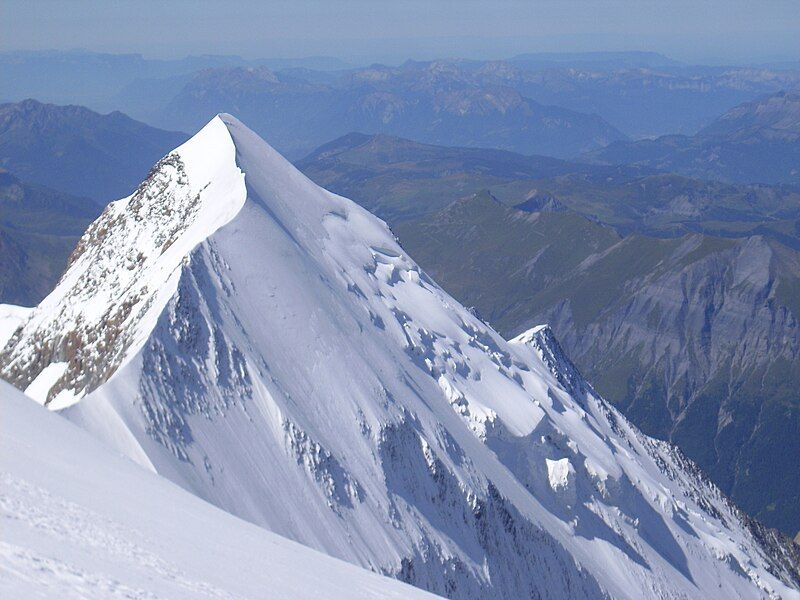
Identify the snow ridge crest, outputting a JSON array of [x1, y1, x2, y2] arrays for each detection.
[[0, 115, 248, 406]]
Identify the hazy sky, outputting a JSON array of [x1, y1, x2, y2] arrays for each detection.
[[3, 0, 800, 64]]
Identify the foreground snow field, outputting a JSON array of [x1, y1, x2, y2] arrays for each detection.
[[0, 381, 440, 599], [1, 115, 798, 598]]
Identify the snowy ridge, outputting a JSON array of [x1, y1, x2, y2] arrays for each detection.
[[511, 324, 586, 398], [0, 117, 246, 408], [511, 327, 800, 590], [2, 115, 799, 599], [0, 381, 440, 599]]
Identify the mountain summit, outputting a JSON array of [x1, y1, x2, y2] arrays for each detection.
[[2, 115, 798, 598]]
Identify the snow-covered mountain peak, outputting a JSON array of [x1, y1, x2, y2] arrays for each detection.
[[0, 110, 410, 412], [510, 324, 586, 398], [2, 116, 799, 598], [0, 115, 252, 407]]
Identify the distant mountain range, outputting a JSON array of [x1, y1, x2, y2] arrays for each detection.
[[151, 63, 626, 159], [147, 60, 800, 157], [478, 62, 800, 138], [583, 91, 800, 184], [296, 132, 652, 221], [507, 51, 681, 71], [0, 99, 188, 201], [5, 50, 799, 152], [0, 50, 352, 109]]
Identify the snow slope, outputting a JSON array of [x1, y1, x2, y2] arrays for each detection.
[[0, 304, 31, 348], [0, 381, 440, 599], [2, 115, 798, 599]]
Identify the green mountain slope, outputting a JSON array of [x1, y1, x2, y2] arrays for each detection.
[[299, 133, 800, 248]]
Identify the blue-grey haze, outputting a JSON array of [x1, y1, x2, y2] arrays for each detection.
[[2, 0, 799, 65]]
